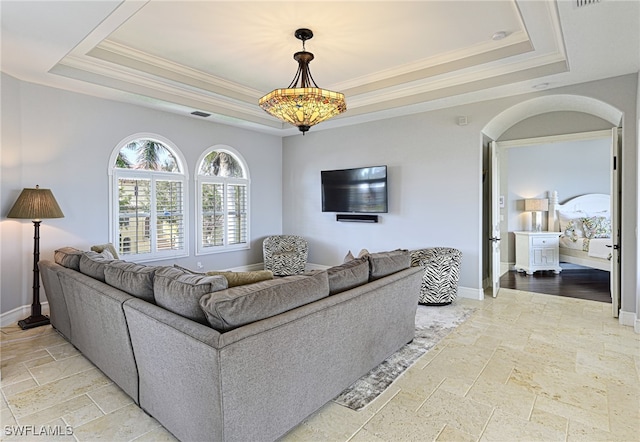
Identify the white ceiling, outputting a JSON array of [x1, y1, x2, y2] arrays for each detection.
[[1, 0, 638, 136]]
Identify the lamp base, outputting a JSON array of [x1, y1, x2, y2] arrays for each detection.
[[18, 314, 50, 330]]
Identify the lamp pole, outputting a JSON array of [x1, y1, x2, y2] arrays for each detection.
[[18, 220, 50, 329]]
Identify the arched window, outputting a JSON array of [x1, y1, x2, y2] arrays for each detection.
[[109, 134, 188, 261], [196, 146, 250, 254]]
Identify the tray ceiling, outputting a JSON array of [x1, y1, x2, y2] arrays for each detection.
[[2, 1, 638, 136]]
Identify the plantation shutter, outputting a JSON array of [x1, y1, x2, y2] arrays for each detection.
[[155, 179, 185, 252], [201, 182, 225, 248], [117, 178, 151, 255], [227, 183, 247, 245]]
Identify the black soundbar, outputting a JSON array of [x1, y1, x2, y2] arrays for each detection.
[[336, 214, 379, 223]]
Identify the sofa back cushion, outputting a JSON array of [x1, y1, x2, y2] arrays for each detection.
[[154, 267, 228, 324], [104, 261, 156, 303], [368, 249, 411, 281], [199, 271, 330, 332], [79, 250, 117, 282], [54, 247, 84, 271], [327, 257, 369, 295]]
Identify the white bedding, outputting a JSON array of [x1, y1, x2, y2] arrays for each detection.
[[559, 236, 611, 259], [549, 191, 613, 272], [587, 238, 612, 259]]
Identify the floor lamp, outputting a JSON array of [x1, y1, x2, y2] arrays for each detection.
[[7, 185, 64, 329]]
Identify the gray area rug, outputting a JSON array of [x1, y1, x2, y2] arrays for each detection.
[[334, 302, 476, 411]]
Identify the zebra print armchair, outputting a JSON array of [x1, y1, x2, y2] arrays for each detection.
[[263, 235, 308, 276], [410, 247, 462, 305]]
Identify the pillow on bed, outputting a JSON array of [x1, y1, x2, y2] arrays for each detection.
[[558, 210, 587, 242], [582, 216, 611, 239]]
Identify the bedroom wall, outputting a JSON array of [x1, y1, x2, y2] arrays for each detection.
[[0, 73, 283, 315], [283, 74, 638, 315], [502, 137, 611, 263]]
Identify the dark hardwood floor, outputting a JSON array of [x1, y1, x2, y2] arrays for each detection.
[[500, 268, 611, 303]]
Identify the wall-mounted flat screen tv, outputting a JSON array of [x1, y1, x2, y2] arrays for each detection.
[[321, 165, 388, 213]]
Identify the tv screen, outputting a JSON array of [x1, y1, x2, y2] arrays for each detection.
[[321, 165, 388, 213]]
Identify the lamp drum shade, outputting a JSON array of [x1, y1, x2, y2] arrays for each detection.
[[524, 198, 549, 212], [7, 186, 64, 220]]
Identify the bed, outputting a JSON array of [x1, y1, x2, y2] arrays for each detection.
[[547, 191, 612, 272]]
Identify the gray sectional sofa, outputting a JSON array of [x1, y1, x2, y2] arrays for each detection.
[[39, 248, 423, 442]]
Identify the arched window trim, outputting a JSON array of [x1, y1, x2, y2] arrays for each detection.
[[108, 133, 189, 262], [195, 145, 251, 255]]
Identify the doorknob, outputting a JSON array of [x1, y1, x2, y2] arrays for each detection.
[[489, 237, 500, 242]]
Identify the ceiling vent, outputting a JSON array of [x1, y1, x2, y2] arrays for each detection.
[[576, 0, 600, 7], [191, 111, 211, 118]]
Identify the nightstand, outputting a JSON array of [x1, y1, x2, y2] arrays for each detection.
[[514, 231, 562, 275]]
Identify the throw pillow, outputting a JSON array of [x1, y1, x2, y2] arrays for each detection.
[[326, 257, 369, 295], [154, 267, 228, 324], [357, 249, 369, 259], [199, 271, 329, 332], [104, 261, 156, 303], [368, 249, 410, 281], [206, 270, 274, 287], [54, 247, 84, 271], [343, 250, 355, 263], [90, 243, 120, 260], [582, 216, 611, 239], [78, 250, 116, 282]]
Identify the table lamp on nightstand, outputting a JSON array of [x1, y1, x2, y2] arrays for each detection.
[[7, 185, 64, 329], [524, 198, 549, 232]]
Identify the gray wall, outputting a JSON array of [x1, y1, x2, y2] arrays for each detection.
[[1, 74, 283, 314], [283, 108, 483, 297], [501, 137, 611, 262], [2, 73, 638, 321]]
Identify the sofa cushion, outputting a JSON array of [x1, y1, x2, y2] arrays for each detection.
[[90, 242, 120, 259], [54, 247, 84, 271], [79, 250, 116, 282], [154, 267, 228, 324], [200, 271, 330, 332], [327, 257, 369, 295], [104, 261, 156, 303], [206, 270, 274, 287], [368, 249, 411, 281]]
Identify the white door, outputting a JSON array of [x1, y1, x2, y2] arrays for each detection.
[[610, 128, 622, 317], [489, 141, 501, 297]]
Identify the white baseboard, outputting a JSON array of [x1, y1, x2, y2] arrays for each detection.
[[618, 310, 638, 331], [0, 303, 50, 328], [225, 263, 266, 272], [458, 286, 484, 301]]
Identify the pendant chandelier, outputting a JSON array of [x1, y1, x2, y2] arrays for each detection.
[[259, 28, 346, 135]]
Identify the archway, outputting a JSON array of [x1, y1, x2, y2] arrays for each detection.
[[481, 94, 623, 314]]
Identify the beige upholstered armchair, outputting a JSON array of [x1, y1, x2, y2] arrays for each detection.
[[263, 235, 308, 276]]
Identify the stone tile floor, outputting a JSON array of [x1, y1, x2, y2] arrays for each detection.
[[1, 288, 638, 441]]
